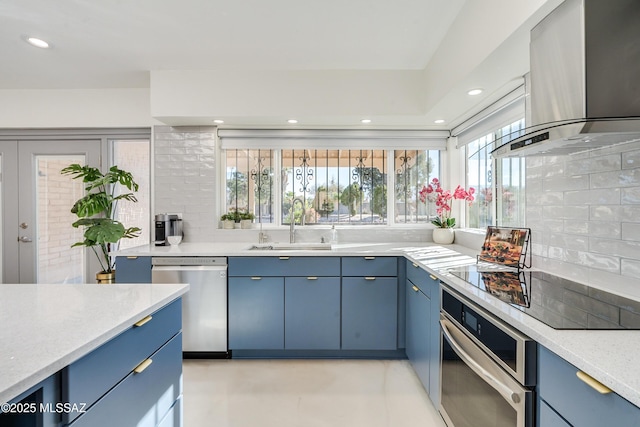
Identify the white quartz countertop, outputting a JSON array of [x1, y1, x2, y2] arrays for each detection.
[[117, 241, 640, 407], [0, 283, 189, 404]]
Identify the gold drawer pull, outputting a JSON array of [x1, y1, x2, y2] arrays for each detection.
[[364, 256, 376, 260], [307, 276, 318, 280], [126, 256, 138, 259], [365, 277, 376, 281], [134, 315, 152, 327], [429, 274, 437, 281], [133, 358, 153, 374], [576, 371, 612, 394], [251, 276, 262, 280], [412, 285, 419, 292], [412, 263, 418, 268], [279, 256, 290, 260]]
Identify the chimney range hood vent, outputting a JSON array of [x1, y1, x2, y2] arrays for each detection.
[[492, 0, 640, 158]]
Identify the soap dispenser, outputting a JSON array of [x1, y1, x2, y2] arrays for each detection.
[[330, 224, 338, 244]]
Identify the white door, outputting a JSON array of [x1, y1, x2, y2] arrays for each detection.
[[0, 140, 101, 283]]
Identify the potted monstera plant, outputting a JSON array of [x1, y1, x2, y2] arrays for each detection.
[[61, 164, 141, 283]]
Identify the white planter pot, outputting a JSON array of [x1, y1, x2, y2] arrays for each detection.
[[241, 219, 253, 229], [222, 220, 235, 229], [432, 228, 455, 244]]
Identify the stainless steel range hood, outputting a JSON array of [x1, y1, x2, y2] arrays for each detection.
[[492, 0, 640, 158]]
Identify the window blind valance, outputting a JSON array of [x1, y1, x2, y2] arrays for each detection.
[[218, 129, 449, 150], [452, 85, 526, 148]]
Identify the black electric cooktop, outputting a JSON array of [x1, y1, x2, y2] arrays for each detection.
[[448, 265, 640, 330]]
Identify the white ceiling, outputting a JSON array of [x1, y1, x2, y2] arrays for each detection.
[[0, 0, 561, 127]]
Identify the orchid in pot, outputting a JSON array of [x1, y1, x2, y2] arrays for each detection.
[[419, 178, 475, 243]]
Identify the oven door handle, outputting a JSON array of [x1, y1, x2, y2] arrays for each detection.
[[440, 315, 524, 407]]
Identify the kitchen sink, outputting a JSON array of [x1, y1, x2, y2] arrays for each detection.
[[246, 243, 332, 251]]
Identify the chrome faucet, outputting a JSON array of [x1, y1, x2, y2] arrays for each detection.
[[289, 197, 306, 243]]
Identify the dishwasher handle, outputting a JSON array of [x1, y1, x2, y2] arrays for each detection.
[[152, 265, 227, 271]]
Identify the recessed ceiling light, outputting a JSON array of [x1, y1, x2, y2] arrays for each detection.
[[467, 88, 483, 96], [213, 119, 224, 124], [434, 119, 445, 124], [287, 119, 298, 124], [361, 119, 372, 124], [26, 37, 49, 49]]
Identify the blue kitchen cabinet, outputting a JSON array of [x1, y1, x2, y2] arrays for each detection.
[[405, 259, 441, 407], [61, 298, 183, 427], [405, 274, 431, 389], [341, 256, 399, 351], [228, 256, 341, 351], [342, 277, 398, 350], [284, 277, 341, 349], [115, 256, 152, 283], [228, 276, 285, 350], [538, 346, 640, 427]]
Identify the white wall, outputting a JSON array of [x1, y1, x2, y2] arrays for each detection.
[[150, 70, 427, 125], [0, 88, 156, 128]]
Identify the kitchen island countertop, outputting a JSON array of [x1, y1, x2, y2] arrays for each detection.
[[0, 282, 189, 405]]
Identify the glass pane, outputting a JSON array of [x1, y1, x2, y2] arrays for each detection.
[[393, 150, 440, 224], [225, 149, 274, 224], [467, 134, 494, 228], [36, 155, 85, 284], [112, 139, 151, 249], [282, 149, 387, 225]]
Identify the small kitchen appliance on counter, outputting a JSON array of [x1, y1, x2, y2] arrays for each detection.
[[155, 213, 183, 246]]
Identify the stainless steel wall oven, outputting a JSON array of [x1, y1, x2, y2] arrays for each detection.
[[439, 285, 537, 427]]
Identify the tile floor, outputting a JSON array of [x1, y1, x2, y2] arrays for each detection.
[[183, 359, 446, 427]]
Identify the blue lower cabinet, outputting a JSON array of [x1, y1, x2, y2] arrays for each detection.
[[426, 274, 441, 407], [62, 299, 181, 423], [342, 277, 398, 350], [538, 346, 640, 427], [538, 399, 570, 427], [405, 278, 430, 391], [228, 277, 285, 350], [69, 332, 183, 427], [114, 256, 152, 283], [285, 277, 341, 350]]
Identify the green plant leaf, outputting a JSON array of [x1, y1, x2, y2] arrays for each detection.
[[71, 193, 112, 217]]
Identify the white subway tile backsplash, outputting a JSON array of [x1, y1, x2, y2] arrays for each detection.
[[591, 168, 640, 189], [564, 188, 620, 205], [621, 223, 640, 241], [622, 149, 640, 169], [527, 145, 640, 284], [154, 126, 217, 243], [621, 187, 640, 204]]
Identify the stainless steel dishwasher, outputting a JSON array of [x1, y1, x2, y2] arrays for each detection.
[[152, 257, 228, 357]]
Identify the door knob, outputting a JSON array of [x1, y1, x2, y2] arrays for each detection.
[[18, 236, 33, 243], [20, 222, 28, 229]]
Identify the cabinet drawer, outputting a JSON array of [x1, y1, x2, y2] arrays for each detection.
[[406, 260, 434, 297], [228, 256, 340, 277], [115, 256, 152, 283], [538, 346, 640, 427], [342, 256, 398, 277], [69, 332, 182, 427], [62, 299, 181, 423], [538, 399, 570, 427]]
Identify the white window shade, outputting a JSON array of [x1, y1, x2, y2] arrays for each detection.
[[218, 129, 449, 150], [452, 86, 526, 148]]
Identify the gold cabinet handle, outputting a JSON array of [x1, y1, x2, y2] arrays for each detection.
[[412, 285, 419, 292], [133, 358, 153, 374], [412, 263, 418, 268], [576, 371, 612, 394], [364, 256, 376, 260], [279, 256, 290, 260], [307, 276, 318, 280], [429, 274, 437, 281], [134, 315, 152, 327], [251, 276, 262, 280], [364, 277, 376, 281], [126, 256, 138, 259]]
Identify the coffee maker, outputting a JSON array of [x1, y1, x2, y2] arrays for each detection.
[[155, 213, 182, 246]]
